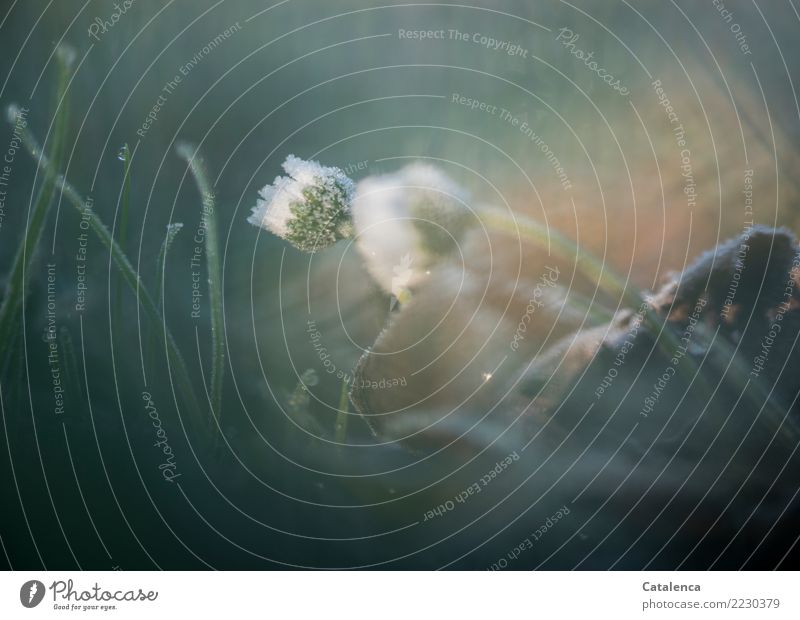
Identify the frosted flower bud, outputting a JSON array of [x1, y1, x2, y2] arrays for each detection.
[[352, 163, 471, 296], [248, 155, 355, 252]]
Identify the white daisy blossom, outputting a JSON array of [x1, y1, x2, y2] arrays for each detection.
[[352, 163, 471, 296], [248, 155, 355, 252]]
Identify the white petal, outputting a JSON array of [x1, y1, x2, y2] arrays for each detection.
[[352, 164, 470, 293]]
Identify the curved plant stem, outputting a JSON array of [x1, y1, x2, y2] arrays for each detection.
[[6, 113, 203, 424], [113, 143, 132, 330], [0, 46, 72, 373], [156, 223, 184, 310], [176, 143, 224, 428], [335, 378, 349, 443], [59, 325, 84, 408], [481, 207, 800, 449], [146, 222, 183, 377]]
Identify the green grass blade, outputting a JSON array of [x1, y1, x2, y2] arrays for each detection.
[[481, 206, 667, 344], [113, 143, 132, 328], [59, 325, 84, 408], [482, 207, 799, 449], [146, 222, 183, 377], [286, 369, 323, 439], [176, 143, 224, 426], [156, 222, 183, 310], [335, 378, 349, 443], [482, 207, 698, 361], [479, 207, 637, 306], [6, 113, 203, 425], [0, 45, 73, 370]]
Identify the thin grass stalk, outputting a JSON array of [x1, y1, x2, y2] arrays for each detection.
[[59, 325, 84, 407], [6, 114, 203, 423], [335, 378, 349, 443], [113, 143, 132, 330], [0, 46, 73, 372], [156, 223, 183, 310], [176, 143, 224, 427], [481, 208, 798, 447], [286, 369, 321, 444], [480, 207, 674, 348], [146, 223, 183, 373]]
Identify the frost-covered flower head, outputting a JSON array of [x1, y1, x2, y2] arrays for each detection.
[[248, 155, 355, 252], [352, 163, 471, 296]]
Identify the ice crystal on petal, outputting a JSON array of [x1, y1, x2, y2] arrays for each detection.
[[248, 155, 355, 252]]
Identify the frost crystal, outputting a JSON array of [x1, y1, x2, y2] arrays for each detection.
[[248, 155, 355, 252]]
